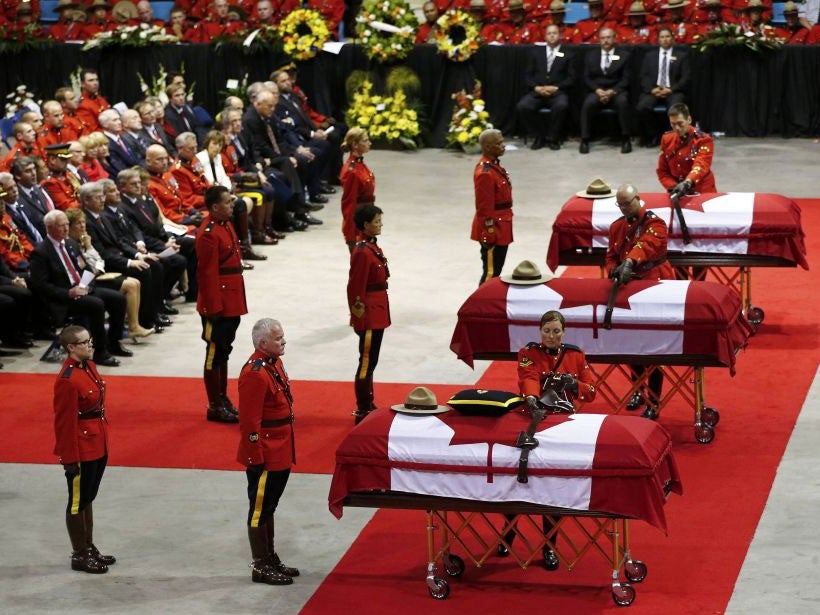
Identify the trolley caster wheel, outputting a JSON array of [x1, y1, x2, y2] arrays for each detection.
[[443, 554, 465, 578], [694, 422, 715, 444], [624, 560, 647, 583], [746, 306, 764, 326], [612, 583, 636, 607], [428, 576, 450, 600], [700, 407, 720, 427]]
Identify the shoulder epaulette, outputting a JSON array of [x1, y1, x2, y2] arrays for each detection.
[[480, 161, 492, 172], [525, 342, 541, 349], [204, 221, 215, 232], [251, 358, 264, 371], [645, 210, 658, 219], [354, 241, 367, 250], [562, 343, 581, 352], [61, 365, 73, 378]]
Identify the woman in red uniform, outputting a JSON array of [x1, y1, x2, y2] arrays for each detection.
[[237, 318, 299, 585], [499, 310, 596, 570], [339, 128, 375, 252], [347, 204, 389, 424], [53, 325, 115, 574]]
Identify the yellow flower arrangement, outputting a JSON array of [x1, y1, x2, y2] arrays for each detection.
[[280, 8, 331, 61], [434, 9, 481, 62], [446, 81, 493, 150], [345, 80, 420, 148], [355, 0, 418, 63]]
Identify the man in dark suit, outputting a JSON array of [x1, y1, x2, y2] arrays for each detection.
[[79, 182, 170, 333], [120, 109, 149, 164], [135, 100, 177, 157], [29, 209, 126, 367], [116, 168, 197, 301], [635, 27, 690, 147], [516, 24, 577, 151], [99, 178, 185, 307], [12, 157, 54, 241], [163, 83, 208, 147], [579, 26, 633, 154], [99, 109, 142, 175]]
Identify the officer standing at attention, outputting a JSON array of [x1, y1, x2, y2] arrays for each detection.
[[53, 325, 116, 574], [347, 204, 390, 424], [471, 129, 513, 286], [237, 318, 300, 585], [196, 185, 248, 423], [605, 183, 675, 420], [656, 102, 717, 196]]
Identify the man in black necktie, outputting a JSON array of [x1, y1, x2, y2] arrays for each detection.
[[579, 27, 633, 155], [135, 100, 177, 157], [635, 27, 690, 148], [516, 24, 576, 151], [29, 210, 126, 367], [79, 181, 170, 336]]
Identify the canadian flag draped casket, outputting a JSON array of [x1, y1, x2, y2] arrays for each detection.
[[329, 409, 683, 531], [450, 278, 754, 372], [546, 192, 809, 271]]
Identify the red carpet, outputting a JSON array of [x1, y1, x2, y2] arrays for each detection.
[[300, 199, 820, 614], [0, 375, 468, 474]]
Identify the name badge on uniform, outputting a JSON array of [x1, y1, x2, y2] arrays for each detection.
[[555, 51, 564, 57], [611, 55, 620, 61], [670, 56, 677, 61]]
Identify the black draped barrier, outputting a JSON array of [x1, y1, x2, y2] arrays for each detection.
[[1, 43, 817, 143]]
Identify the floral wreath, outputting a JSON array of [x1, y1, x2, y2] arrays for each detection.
[[434, 9, 481, 62], [355, 0, 418, 63], [446, 80, 493, 149], [81, 23, 180, 51], [280, 8, 331, 61]]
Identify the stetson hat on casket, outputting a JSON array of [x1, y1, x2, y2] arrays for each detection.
[[548, 0, 567, 14], [500, 260, 552, 285], [782, 1, 798, 13], [660, 0, 689, 10], [391, 387, 450, 415], [112, 0, 138, 22], [576, 178, 616, 198]]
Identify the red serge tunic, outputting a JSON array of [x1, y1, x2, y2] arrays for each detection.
[[53, 358, 108, 464], [347, 237, 390, 332], [517, 343, 597, 405], [195, 217, 248, 318], [656, 126, 717, 193], [605, 205, 676, 280], [340, 154, 375, 243], [471, 155, 513, 246], [237, 351, 295, 471]]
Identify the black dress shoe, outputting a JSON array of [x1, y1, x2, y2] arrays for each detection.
[[108, 342, 134, 358], [241, 261, 255, 270], [579, 140, 590, 154], [543, 548, 560, 571], [160, 303, 179, 315], [89, 544, 116, 566], [621, 139, 633, 154], [548, 140, 561, 151], [306, 203, 325, 212], [530, 137, 545, 151], [626, 392, 644, 411], [94, 354, 121, 367], [222, 397, 239, 417], [308, 194, 328, 204], [156, 315, 173, 327], [642, 405, 659, 420], [153, 325, 165, 334], [241, 245, 268, 261], [319, 185, 337, 194], [206, 403, 238, 424], [298, 213, 323, 225], [292, 219, 309, 231]]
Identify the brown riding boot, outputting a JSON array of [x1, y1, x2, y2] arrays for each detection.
[[265, 516, 299, 577], [205, 367, 237, 423], [248, 525, 292, 585], [84, 503, 116, 565], [67, 511, 108, 574]]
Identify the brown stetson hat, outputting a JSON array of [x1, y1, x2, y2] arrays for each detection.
[[628, 1, 647, 15], [576, 178, 616, 199], [499, 260, 552, 285], [391, 386, 450, 415]]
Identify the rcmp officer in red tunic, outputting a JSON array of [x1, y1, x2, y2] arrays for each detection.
[[237, 318, 300, 585], [656, 102, 717, 195], [53, 325, 116, 574], [472, 129, 513, 286], [347, 204, 390, 424], [606, 183, 675, 419], [340, 128, 375, 252], [196, 185, 248, 423], [41, 143, 82, 211]]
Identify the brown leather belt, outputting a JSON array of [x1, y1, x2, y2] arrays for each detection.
[[219, 266, 243, 275], [79, 410, 103, 420], [494, 201, 512, 210], [261, 416, 294, 428], [366, 283, 388, 292]]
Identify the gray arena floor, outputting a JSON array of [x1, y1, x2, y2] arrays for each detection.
[[1, 137, 818, 613]]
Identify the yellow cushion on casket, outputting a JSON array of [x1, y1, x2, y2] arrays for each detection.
[[447, 389, 525, 416]]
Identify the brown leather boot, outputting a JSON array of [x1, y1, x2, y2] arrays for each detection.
[[248, 526, 292, 585], [265, 516, 299, 577], [85, 503, 116, 565], [67, 512, 108, 574]]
